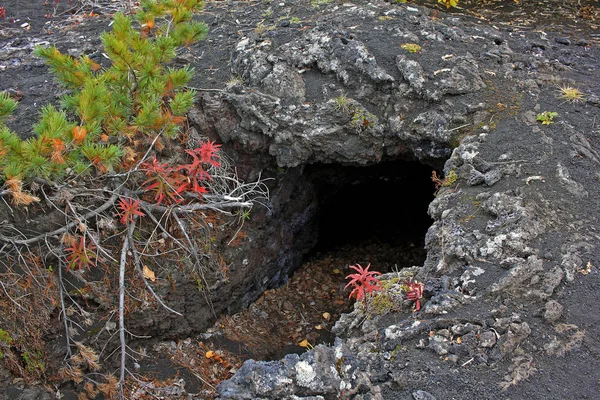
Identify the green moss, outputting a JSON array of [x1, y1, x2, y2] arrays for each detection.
[[351, 109, 377, 130], [370, 293, 396, 315], [400, 43, 421, 53], [442, 170, 458, 187], [0, 329, 12, 345], [380, 277, 400, 290], [22, 351, 45, 373]]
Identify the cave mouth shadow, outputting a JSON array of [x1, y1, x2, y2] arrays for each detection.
[[305, 160, 436, 272]]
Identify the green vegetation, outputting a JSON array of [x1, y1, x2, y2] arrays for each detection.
[[333, 94, 351, 113], [0, 0, 207, 196], [0, 329, 12, 359], [557, 85, 585, 103], [0, 329, 12, 345], [351, 109, 378, 130], [442, 169, 458, 187], [22, 351, 45, 373], [254, 21, 276, 36], [438, 0, 458, 7], [400, 43, 422, 53], [331, 95, 378, 131], [536, 111, 558, 125], [311, 0, 333, 8]]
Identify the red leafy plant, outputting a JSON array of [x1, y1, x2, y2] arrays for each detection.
[[403, 279, 424, 311], [140, 141, 221, 205], [344, 263, 382, 301], [64, 236, 97, 272], [177, 141, 221, 196], [117, 198, 145, 225], [141, 156, 186, 205]]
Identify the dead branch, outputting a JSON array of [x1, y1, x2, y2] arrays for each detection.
[[139, 204, 185, 249], [58, 260, 73, 358], [118, 232, 128, 399], [142, 200, 253, 214], [172, 213, 216, 318], [0, 193, 119, 246]]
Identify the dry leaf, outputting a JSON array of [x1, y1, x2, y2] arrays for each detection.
[[298, 339, 313, 349], [315, 324, 323, 330], [143, 265, 156, 282], [322, 312, 331, 321], [205, 350, 215, 359], [579, 261, 593, 275], [5, 178, 40, 206]]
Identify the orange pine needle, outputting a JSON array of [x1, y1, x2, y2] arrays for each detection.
[[72, 126, 87, 144], [5, 178, 40, 206]]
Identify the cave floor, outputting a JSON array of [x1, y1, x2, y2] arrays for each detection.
[[147, 239, 424, 398]]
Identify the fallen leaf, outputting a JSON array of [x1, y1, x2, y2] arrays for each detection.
[[456, 337, 462, 344], [143, 265, 156, 282], [298, 339, 313, 349], [322, 312, 331, 321], [205, 350, 215, 359], [315, 325, 323, 330], [579, 261, 593, 275], [332, 268, 341, 274]]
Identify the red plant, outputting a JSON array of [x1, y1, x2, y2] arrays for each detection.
[[196, 141, 221, 168], [141, 156, 186, 205], [344, 263, 382, 301], [117, 198, 145, 225], [0, 7, 6, 19], [141, 142, 220, 203], [404, 279, 424, 311], [64, 236, 97, 272]]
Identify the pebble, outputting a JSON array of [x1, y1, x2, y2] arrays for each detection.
[[478, 331, 497, 348], [413, 390, 437, 400], [554, 36, 571, 46], [543, 300, 563, 323]]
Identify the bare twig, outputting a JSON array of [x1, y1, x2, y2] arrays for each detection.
[[58, 261, 73, 358], [143, 200, 253, 214], [0, 193, 119, 246], [0, 280, 25, 311], [126, 223, 183, 316], [118, 233, 128, 399], [172, 213, 216, 318], [139, 204, 185, 249]]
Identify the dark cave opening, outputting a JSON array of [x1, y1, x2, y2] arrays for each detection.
[[305, 160, 436, 271]]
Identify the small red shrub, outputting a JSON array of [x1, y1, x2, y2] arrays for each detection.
[[344, 263, 382, 301]]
